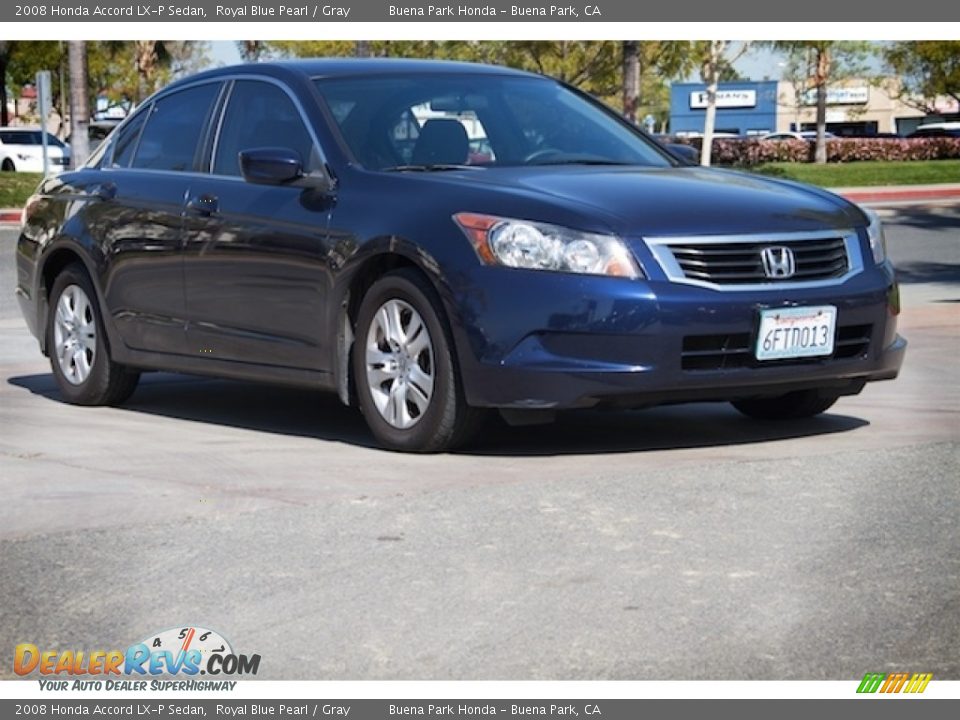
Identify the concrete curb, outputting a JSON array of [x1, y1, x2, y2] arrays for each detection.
[[832, 184, 960, 205], [0, 210, 20, 224]]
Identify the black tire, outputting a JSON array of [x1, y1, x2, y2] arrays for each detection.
[[46, 263, 140, 406], [1, 158, 15, 172], [352, 268, 484, 452], [731, 389, 839, 420]]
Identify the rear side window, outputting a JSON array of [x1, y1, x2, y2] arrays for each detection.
[[212, 80, 315, 176], [131, 83, 221, 172]]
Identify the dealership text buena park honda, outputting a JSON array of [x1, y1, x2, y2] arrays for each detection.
[[14, 60, 905, 451]]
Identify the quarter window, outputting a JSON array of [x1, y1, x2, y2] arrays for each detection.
[[110, 111, 148, 168], [213, 80, 315, 176], [130, 83, 221, 172]]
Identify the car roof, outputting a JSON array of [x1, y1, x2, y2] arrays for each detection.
[[161, 58, 544, 94], [916, 122, 960, 130]]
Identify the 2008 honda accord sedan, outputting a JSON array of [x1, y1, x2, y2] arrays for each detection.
[[15, 59, 906, 451]]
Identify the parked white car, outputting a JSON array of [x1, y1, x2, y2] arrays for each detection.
[[908, 122, 960, 138], [760, 131, 837, 142], [0, 128, 71, 173]]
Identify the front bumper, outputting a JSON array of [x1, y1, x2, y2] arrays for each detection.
[[451, 262, 905, 410]]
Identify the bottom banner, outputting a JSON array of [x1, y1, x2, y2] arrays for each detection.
[[0, 699, 956, 719]]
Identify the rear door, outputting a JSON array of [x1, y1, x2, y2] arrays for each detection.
[[93, 81, 223, 354], [182, 78, 335, 370]]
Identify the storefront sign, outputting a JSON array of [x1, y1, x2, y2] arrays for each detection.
[[690, 89, 757, 109], [804, 87, 870, 105]]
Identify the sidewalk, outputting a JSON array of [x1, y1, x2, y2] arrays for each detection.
[[828, 183, 960, 205], [2, 184, 959, 225]]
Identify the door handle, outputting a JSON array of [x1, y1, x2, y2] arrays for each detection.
[[185, 194, 219, 216]]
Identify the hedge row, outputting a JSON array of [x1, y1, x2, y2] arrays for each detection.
[[679, 137, 960, 166]]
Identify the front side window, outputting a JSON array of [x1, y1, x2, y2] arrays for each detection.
[[212, 80, 315, 176], [130, 82, 221, 172], [314, 74, 673, 171]]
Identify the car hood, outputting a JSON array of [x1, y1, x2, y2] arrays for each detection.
[[434, 165, 865, 237]]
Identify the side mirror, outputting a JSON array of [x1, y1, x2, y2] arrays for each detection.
[[239, 147, 304, 185]]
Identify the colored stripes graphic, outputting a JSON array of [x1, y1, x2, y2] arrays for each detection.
[[857, 672, 932, 694]]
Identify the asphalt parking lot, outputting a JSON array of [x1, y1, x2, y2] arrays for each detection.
[[0, 205, 957, 680]]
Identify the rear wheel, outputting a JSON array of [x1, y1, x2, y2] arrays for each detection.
[[353, 268, 483, 452], [731, 389, 839, 420], [1, 158, 15, 172], [46, 264, 140, 406]]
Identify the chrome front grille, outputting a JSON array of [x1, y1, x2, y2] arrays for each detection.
[[645, 230, 863, 291]]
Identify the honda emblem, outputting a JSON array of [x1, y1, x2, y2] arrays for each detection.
[[760, 246, 796, 279]]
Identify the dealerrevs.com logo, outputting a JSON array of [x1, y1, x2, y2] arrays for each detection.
[[857, 672, 933, 694], [14, 626, 260, 691]]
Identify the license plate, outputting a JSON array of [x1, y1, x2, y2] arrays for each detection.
[[756, 306, 836, 361]]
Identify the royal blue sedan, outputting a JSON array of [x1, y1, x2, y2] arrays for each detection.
[[15, 60, 905, 451]]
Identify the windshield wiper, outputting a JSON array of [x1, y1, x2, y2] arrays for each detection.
[[382, 164, 482, 172], [529, 158, 635, 167]]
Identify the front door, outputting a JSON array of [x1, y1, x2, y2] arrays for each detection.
[[182, 79, 334, 370]]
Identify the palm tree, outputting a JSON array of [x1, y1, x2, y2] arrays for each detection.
[[67, 41, 90, 168], [134, 41, 172, 102], [0, 41, 10, 127], [238, 41, 264, 63], [622, 41, 640, 124]]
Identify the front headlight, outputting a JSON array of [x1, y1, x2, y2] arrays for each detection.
[[453, 213, 641, 278], [864, 207, 887, 264]]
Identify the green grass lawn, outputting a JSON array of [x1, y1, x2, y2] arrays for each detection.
[[0, 172, 43, 208], [750, 160, 960, 187]]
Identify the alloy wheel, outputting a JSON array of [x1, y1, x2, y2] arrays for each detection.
[[365, 298, 435, 429], [53, 284, 97, 385]]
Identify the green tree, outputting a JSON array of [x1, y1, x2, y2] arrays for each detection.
[[1, 41, 207, 134], [238, 41, 265, 63], [885, 41, 960, 113], [769, 41, 872, 163], [622, 41, 697, 125], [264, 40, 623, 103], [4, 41, 67, 129], [133, 41, 208, 101]]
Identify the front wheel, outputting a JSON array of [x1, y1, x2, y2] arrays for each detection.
[[46, 264, 140, 406], [731, 389, 839, 420], [1, 158, 15, 172], [352, 268, 483, 452]]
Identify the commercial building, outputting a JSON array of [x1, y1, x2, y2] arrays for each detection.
[[670, 81, 780, 136], [670, 78, 960, 137]]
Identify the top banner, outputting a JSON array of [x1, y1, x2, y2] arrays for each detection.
[[3, 1, 958, 22]]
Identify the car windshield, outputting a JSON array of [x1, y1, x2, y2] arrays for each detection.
[[313, 74, 673, 171], [0, 130, 66, 148]]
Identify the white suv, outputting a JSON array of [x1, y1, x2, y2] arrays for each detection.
[[0, 128, 72, 174]]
